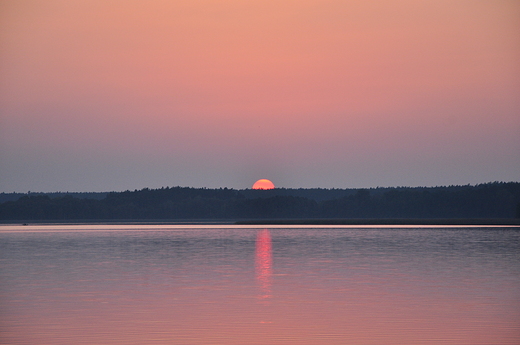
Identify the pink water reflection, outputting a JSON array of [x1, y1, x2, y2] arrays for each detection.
[[2, 226, 520, 344], [255, 229, 272, 300]]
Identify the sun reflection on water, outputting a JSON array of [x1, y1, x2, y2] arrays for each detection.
[[255, 229, 272, 300]]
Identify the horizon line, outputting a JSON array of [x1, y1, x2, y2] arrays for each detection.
[[2, 180, 519, 195]]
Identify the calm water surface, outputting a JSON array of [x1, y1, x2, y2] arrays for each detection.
[[1, 225, 519, 344]]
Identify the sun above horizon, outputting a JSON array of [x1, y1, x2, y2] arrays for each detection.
[[252, 179, 275, 190]]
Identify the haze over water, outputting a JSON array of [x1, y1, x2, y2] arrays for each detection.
[[1, 225, 519, 344]]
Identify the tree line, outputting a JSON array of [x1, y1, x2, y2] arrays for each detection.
[[0, 182, 519, 221]]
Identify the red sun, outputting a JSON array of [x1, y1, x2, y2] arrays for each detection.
[[252, 179, 275, 190]]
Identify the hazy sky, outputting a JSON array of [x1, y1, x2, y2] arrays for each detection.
[[1, 0, 519, 192]]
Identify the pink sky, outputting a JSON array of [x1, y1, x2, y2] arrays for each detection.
[[1, 0, 519, 191]]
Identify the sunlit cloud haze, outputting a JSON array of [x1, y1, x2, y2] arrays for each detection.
[[1, 0, 519, 192]]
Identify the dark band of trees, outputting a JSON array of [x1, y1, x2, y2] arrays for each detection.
[[1, 182, 519, 221]]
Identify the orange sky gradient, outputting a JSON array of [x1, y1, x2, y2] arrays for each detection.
[[1, 0, 519, 191]]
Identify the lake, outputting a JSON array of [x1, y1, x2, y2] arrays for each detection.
[[1, 224, 519, 344]]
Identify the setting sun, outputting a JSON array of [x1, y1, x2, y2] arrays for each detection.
[[252, 179, 275, 190]]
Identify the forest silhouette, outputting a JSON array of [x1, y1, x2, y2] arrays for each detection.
[[1, 182, 519, 222]]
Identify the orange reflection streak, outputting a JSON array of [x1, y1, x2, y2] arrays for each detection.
[[255, 229, 272, 300]]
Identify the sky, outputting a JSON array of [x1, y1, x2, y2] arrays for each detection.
[[1, 0, 519, 192]]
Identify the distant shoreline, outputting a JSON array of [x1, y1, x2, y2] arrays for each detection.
[[1, 218, 519, 226], [236, 218, 520, 226]]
